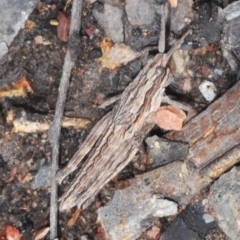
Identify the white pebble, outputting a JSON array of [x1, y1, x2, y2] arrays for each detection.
[[153, 198, 178, 218], [202, 199, 209, 206], [199, 80, 217, 102], [203, 213, 215, 223]]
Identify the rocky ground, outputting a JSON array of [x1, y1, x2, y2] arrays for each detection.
[[0, 0, 240, 239]]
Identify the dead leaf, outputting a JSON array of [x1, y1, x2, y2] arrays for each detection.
[[168, 0, 178, 7], [0, 226, 22, 240], [0, 77, 34, 98], [57, 11, 70, 42], [108, 43, 139, 65], [99, 38, 139, 69], [146, 226, 160, 239], [62, 117, 91, 129], [32, 227, 50, 240], [152, 105, 186, 131], [67, 208, 81, 227]]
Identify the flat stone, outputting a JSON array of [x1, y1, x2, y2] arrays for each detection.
[[224, 1, 240, 21], [125, 0, 155, 26], [0, 0, 39, 46], [93, 3, 123, 43], [170, 0, 194, 34], [98, 189, 177, 240], [98, 161, 212, 240], [210, 167, 240, 240]]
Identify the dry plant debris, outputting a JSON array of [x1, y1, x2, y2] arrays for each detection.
[[99, 37, 140, 69], [12, 116, 91, 133], [167, 80, 240, 170], [48, 0, 83, 238], [0, 77, 33, 98]]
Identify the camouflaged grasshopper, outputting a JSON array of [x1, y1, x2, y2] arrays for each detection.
[[57, 29, 192, 211]]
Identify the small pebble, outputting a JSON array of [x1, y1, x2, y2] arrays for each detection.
[[214, 68, 223, 76], [203, 214, 215, 223], [88, 47, 102, 59], [34, 35, 43, 45], [199, 80, 217, 102], [202, 199, 209, 206]]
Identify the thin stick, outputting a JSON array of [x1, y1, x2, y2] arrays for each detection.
[[48, 0, 83, 238], [158, 3, 168, 53]]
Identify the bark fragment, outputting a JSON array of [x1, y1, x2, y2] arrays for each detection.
[[167, 80, 240, 170]]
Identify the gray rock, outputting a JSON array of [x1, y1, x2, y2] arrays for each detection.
[[196, 5, 224, 45], [170, 0, 195, 34], [224, 0, 240, 21], [31, 165, 52, 189], [123, 0, 164, 50], [222, 16, 240, 50], [0, 0, 39, 46], [153, 197, 178, 218], [125, 0, 155, 26], [93, 3, 123, 43], [145, 136, 188, 168], [210, 167, 240, 240], [98, 188, 177, 240], [98, 161, 213, 240], [221, 2, 240, 73]]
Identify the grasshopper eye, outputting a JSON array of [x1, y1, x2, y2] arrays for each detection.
[[155, 66, 165, 78]]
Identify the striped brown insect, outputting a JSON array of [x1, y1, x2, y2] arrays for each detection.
[[57, 29, 192, 211]]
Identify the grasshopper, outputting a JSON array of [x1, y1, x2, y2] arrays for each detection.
[[57, 29, 192, 211]]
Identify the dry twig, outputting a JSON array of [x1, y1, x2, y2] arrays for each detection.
[[48, 0, 83, 238]]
